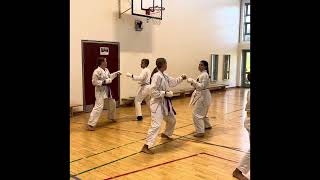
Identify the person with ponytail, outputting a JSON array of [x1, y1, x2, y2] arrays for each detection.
[[186, 60, 213, 137], [141, 58, 187, 154]]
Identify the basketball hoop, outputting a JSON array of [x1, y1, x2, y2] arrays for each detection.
[[145, 6, 165, 15], [145, 6, 165, 25]]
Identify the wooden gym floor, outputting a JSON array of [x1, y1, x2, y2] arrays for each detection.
[[70, 88, 250, 180]]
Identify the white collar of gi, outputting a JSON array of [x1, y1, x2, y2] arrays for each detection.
[[98, 66, 106, 71], [159, 71, 169, 82], [200, 70, 208, 75]]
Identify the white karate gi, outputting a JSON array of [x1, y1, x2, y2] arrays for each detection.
[[145, 71, 183, 147], [237, 90, 250, 175], [132, 68, 151, 117], [88, 67, 118, 127], [189, 71, 212, 133]]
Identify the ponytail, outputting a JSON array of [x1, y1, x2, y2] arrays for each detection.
[[150, 58, 166, 84], [150, 67, 158, 84], [200, 60, 210, 78], [206, 66, 211, 78]]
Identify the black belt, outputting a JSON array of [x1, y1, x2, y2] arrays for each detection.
[[164, 97, 176, 115], [106, 85, 112, 98]]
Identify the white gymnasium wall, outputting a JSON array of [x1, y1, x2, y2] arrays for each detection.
[[70, 0, 241, 108]]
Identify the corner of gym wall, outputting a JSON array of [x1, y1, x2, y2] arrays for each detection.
[[236, 0, 250, 86]]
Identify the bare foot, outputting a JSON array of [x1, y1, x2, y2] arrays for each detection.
[[87, 125, 95, 131], [141, 144, 154, 154], [193, 133, 205, 137], [232, 168, 248, 180], [160, 133, 173, 140], [110, 119, 117, 122]]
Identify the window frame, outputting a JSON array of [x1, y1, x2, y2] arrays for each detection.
[[210, 54, 219, 82], [223, 55, 231, 80], [243, 3, 250, 41]]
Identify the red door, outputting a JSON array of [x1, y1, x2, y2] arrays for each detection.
[[82, 40, 120, 112]]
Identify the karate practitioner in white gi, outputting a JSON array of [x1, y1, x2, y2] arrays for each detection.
[[141, 58, 187, 154], [126, 59, 151, 121], [87, 57, 121, 131], [186, 60, 213, 137], [233, 72, 250, 180]]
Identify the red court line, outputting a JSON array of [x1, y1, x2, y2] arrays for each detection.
[[104, 154, 199, 180], [104, 152, 239, 179]]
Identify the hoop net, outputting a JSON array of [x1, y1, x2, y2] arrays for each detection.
[[145, 6, 165, 25], [145, 6, 165, 15]]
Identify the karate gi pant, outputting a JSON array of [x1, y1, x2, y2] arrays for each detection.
[[88, 97, 116, 127], [145, 105, 176, 147]]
